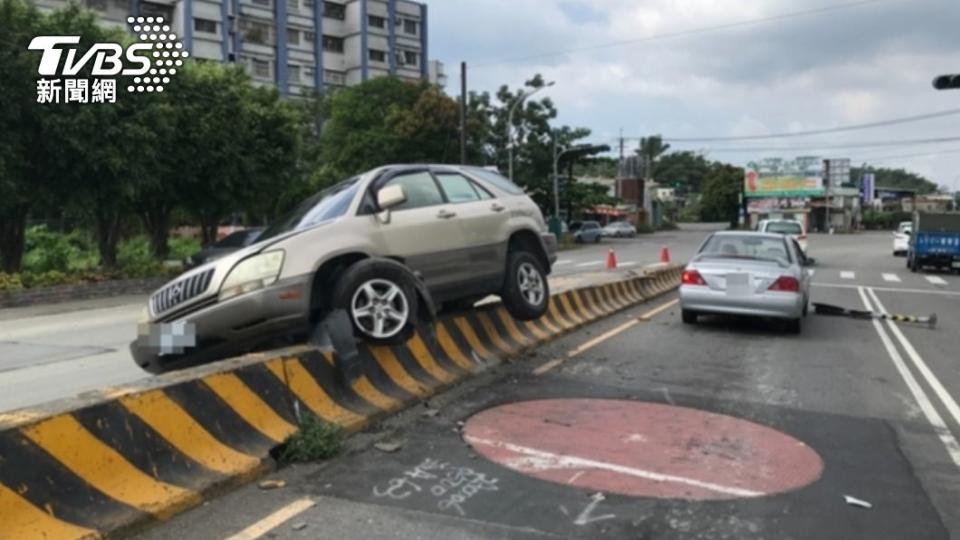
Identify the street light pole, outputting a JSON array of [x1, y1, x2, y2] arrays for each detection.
[[507, 82, 554, 181]]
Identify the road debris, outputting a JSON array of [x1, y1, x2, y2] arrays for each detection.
[[374, 440, 404, 453], [814, 303, 937, 329], [844, 495, 873, 509], [258, 479, 286, 490], [292, 521, 308, 531]]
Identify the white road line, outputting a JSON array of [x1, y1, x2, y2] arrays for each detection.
[[882, 273, 902, 283], [857, 287, 960, 469], [840, 271, 856, 280], [576, 261, 604, 268], [225, 498, 315, 540], [926, 276, 949, 286], [814, 282, 960, 297], [465, 435, 763, 498], [555, 260, 573, 266], [867, 288, 960, 433], [619, 261, 638, 267]]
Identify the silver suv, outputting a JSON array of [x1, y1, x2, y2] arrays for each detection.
[[131, 165, 558, 373]]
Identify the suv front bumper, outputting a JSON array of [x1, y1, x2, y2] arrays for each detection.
[[130, 275, 312, 373]]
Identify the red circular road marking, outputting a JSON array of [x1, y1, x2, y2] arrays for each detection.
[[463, 399, 823, 501]]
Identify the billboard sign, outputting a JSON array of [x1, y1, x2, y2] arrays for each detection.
[[744, 158, 824, 198], [747, 197, 811, 213]]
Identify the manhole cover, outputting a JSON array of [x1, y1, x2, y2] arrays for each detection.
[[463, 399, 823, 500]]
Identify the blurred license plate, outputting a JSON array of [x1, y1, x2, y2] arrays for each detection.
[[727, 273, 750, 296]]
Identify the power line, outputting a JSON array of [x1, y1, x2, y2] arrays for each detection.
[[473, 0, 890, 68], [667, 136, 960, 153], [646, 108, 960, 142], [851, 147, 960, 163]]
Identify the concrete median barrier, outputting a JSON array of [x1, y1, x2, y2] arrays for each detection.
[[0, 265, 681, 539]]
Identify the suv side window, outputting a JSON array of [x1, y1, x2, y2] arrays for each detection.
[[385, 171, 445, 210], [435, 172, 489, 203]]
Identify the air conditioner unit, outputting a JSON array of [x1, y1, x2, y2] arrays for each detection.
[[395, 50, 405, 66]]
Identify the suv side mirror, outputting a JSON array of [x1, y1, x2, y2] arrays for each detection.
[[803, 256, 817, 267], [376, 185, 406, 223]]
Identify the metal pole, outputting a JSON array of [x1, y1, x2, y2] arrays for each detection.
[[553, 137, 560, 219], [459, 61, 467, 165]]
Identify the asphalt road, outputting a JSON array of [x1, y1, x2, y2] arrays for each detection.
[[137, 229, 960, 540]]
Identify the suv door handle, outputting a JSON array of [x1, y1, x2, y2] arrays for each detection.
[[437, 209, 457, 219], [491, 203, 506, 213]]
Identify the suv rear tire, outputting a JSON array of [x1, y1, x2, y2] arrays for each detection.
[[331, 258, 418, 346], [501, 251, 549, 321]]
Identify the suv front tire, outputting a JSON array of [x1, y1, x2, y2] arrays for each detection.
[[331, 258, 419, 346]]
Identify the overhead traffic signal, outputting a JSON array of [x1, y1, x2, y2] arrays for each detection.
[[933, 74, 960, 90]]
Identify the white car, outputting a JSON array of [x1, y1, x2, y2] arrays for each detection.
[[758, 219, 807, 253], [893, 221, 911, 256]]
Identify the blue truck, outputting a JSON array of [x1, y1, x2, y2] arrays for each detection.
[[907, 212, 960, 273]]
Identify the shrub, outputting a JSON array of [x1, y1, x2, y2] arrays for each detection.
[[658, 221, 679, 231], [278, 415, 341, 463], [0, 273, 24, 292], [118, 236, 164, 277], [18, 270, 74, 288], [168, 236, 202, 261], [22, 226, 98, 273], [636, 223, 654, 234]]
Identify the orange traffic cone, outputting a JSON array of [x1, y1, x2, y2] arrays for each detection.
[[606, 249, 618, 270], [660, 246, 671, 264]]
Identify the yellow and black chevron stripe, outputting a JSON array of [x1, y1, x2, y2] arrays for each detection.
[[0, 267, 681, 540]]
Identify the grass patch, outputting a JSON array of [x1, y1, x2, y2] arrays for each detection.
[[278, 415, 342, 463]]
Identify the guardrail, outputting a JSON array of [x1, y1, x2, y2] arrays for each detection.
[[0, 265, 682, 539]]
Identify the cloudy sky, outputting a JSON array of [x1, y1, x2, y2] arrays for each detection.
[[426, 0, 960, 190]]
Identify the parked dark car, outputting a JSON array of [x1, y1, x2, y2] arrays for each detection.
[[184, 228, 264, 269]]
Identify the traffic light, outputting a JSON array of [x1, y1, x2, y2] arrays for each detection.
[[933, 74, 960, 90]]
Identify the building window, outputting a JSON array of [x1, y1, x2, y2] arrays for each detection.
[[287, 0, 298, 10], [323, 35, 344, 53], [369, 49, 386, 63], [368, 15, 385, 28], [324, 71, 345, 85], [251, 0, 270, 6], [140, 2, 173, 22], [304, 67, 315, 79], [401, 50, 418, 67], [402, 18, 418, 35], [240, 20, 271, 44], [305, 31, 315, 42], [251, 58, 271, 79], [84, 0, 107, 11], [288, 28, 300, 45], [304, 0, 313, 7], [288, 64, 301, 83], [323, 1, 345, 20], [194, 18, 218, 34]]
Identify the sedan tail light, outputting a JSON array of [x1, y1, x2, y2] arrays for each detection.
[[681, 269, 707, 286], [768, 276, 800, 292]]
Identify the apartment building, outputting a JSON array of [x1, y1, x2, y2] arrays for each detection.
[[33, 0, 438, 95]]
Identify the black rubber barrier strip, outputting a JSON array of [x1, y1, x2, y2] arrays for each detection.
[[73, 402, 226, 491], [389, 342, 446, 389], [355, 344, 424, 402], [163, 383, 276, 457]]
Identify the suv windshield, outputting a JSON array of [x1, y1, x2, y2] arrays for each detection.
[[259, 178, 360, 241]]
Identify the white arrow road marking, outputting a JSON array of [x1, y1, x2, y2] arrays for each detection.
[[464, 435, 763, 498], [925, 276, 948, 286], [840, 271, 856, 280], [882, 273, 901, 283], [574, 492, 616, 526]]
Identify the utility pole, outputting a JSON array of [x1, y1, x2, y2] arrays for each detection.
[[617, 129, 624, 199], [459, 62, 467, 165], [507, 82, 554, 181]]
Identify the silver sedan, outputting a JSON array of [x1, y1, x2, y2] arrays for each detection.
[[679, 231, 813, 333]]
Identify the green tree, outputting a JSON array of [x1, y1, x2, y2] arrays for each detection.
[[653, 151, 710, 194], [851, 166, 938, 195], [636, 135, 671, 179], [700, 163, 744, 227]]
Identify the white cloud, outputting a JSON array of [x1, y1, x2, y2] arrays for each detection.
[[425, 0, 960, 188]]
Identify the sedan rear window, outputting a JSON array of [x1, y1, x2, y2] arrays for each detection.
[[765, 221, 803, 235], [700, 235, 792, 264]]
